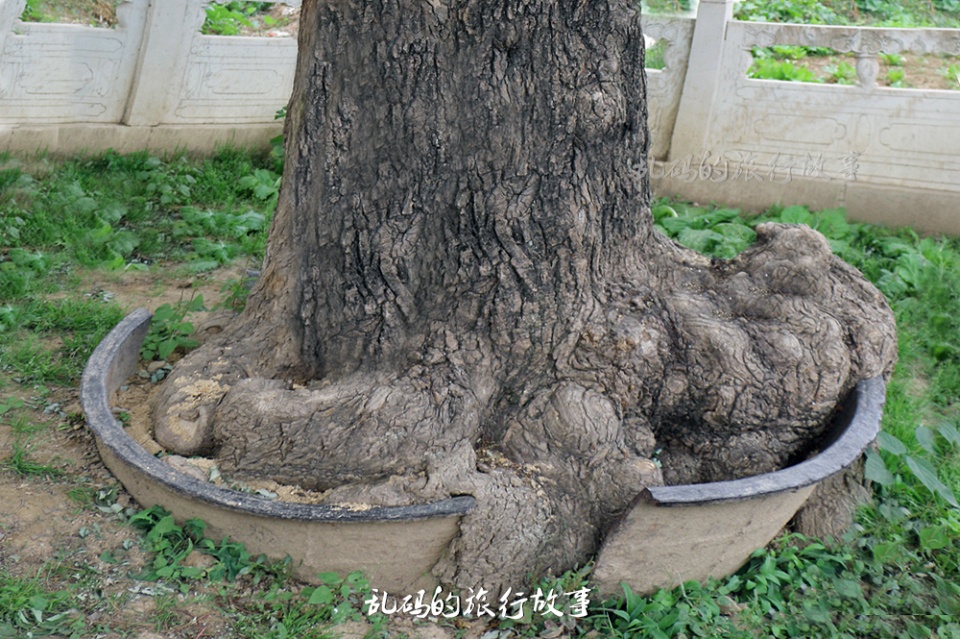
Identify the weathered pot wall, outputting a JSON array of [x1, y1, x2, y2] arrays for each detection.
[[81, 308, 473, 592], [593, 376, 885, 597]]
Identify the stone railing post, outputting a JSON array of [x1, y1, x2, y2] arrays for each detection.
[[0, 0, 26, 63], [666, 0, 736, 160], [123, 0, 206, 126]]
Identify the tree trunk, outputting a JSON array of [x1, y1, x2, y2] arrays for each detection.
[[151, 0, 897, 594]]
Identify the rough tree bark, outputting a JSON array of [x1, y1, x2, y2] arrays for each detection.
[[151, 0, 897, 593]]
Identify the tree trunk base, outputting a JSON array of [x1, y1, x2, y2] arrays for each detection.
[[151, 223, 895, 594]]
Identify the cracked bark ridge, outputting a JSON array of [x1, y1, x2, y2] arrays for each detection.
[[151, 0, 897, 595]]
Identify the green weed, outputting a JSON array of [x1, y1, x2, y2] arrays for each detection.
[[151, 594, 182, 632], [825, 60, 858, 84], [3, 437, 63, 479], [1, 149, 274, 275], [202, 2, 277, 35], [5, 147, 960, 638], [736, 0, 960, 27], [219, 276, 253, 312], [748, 58, 822, 82], [941, 62, 960, 87], [880, 51, 905, 65], [868, 421, 960, 506], [0, 397, 24, 418], [642, 0, 695, 15], [645, 39, 668, 70], [887, 66, 907, 87], [127, 505, 288, 587], [735, 0, 841, 24], [232, 571, 376, 639], [591, 581, 738, 638], [652, 202, 757, 259], [1, 337, 77, 385], [239, 168, 282, 211], [141, 295, 206, 362], [0, 571, 85, 638]]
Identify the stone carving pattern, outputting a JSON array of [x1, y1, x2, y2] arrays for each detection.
[[166, 0, 299, 123], [710, 21, 960, 190], [173, 40, 297, 123], [641, 16, 694, 159], [0, 0, 149, 124], [738, 22, 960, 57]]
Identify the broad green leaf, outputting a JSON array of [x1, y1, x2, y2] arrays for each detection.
[[317, 571, 341, 584], [905, 455, 959, 507], [652, 203, 679, 222], [98, 202, 127, 225], [780, 205, 812, 225], [307, 585, 334, 605], [813, 208, 850, 239], [877, 431, 907, 455], [916, 426, 937, 454], [835, 579, 862, 599], [713, 222, 756, 240], [802, 600, 830, 623], [937, 421, 960, 447], [872, 541, 902, 563], [151, 515, 178, 537], [919, 525, 951, 551], [158, 339, 178, 360], [864, 449, 894, 486], [153, 304, 176, 322], [702, 208, 742, 226], [108, 230, 140, 256], [254, 183, 277, 200], [677, 228, 724, 255], [660, 216, 692, 235], [186, 259, 220, 274], [827, 238, 851, 256]]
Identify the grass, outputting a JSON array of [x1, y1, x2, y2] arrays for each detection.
[[639, 1, 960, 88], [734, 0, 960, 27], [641, 0, 960, 25], [18, 0, 119, 27], [2, 148, 960, 637], [0, 148, 277, 387], [19, 0, 297, 36], [729, 0, 960, 87], [0, 570, 88, 638]]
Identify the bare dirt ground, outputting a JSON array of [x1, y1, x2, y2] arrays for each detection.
[[800, 51, 960, 90], [0, 267, 242, 638]]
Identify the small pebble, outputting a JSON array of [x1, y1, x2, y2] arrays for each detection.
[[147, 360, 168, 373]]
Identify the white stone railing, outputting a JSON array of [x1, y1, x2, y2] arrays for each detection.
[[1, 0, 958, 232], [0, 0, 298, 151], [650, 0, 960, 233]]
